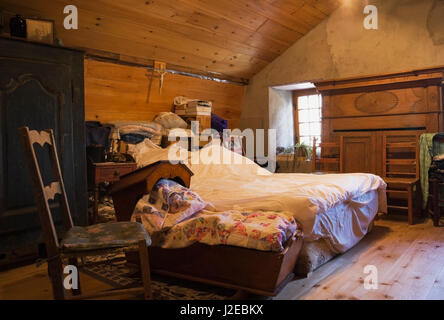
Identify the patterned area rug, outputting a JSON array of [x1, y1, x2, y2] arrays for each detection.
[[80, 252, 235, 300]]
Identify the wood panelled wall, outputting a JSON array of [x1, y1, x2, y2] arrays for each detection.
[[315, 70, 444, 176], [84, 59, 245, 128]]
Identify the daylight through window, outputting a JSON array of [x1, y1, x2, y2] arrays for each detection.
[[297, 94, 322, 146]]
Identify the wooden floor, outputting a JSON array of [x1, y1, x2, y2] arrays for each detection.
[[1, 218, 443, 300]]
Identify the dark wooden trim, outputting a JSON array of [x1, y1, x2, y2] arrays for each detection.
[[292, 94, 300, 144], [324, 110, 444, 120], [84, 50, 249, 86], [315, 67, 444, 88], [292, 88, 319, 97], [0, 34, 84, 54]]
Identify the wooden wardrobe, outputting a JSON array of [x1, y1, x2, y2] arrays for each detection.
[[0, 37, 87, 267], [316, 70, 444, 176]]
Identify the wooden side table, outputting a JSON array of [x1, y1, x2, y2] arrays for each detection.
[[88, 162, 137, 224]]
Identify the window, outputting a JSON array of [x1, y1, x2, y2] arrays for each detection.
[[296, 94, 322, 146]]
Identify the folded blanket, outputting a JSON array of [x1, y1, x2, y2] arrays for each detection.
[[121, 133, 152, 144], [107, 121, 164, 133]]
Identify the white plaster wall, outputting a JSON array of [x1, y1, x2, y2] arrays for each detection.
[[269, 88, 294, 148], [240, 0, 444, 135]]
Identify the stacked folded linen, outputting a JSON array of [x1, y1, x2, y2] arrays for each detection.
[[106, 121, 164, 145]]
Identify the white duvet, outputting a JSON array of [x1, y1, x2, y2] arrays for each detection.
[[129, 141, 387, 253]]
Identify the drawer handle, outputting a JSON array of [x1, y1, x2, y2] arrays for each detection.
[[113, 170, 120, 176]]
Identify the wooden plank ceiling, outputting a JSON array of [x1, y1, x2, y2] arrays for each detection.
[[2, 0, 341, 83]]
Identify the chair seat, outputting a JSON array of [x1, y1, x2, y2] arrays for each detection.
[[383, 177, 419, 186], [61, 222, 151, 253]]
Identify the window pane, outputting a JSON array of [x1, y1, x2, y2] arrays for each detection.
[[297, 94, 322, 145], [298, 109, 310, 123], [312, 122, 321, 136], [308, 95, 319, 108], [309, 109, 319, 122], [299, 123, 310, 136], [298, 96, 309, 109]]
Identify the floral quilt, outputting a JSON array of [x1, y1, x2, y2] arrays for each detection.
[[134, 209, 299, 252], [132, 178, 300, 252]]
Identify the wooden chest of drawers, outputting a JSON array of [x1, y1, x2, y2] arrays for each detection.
[[89, 162, 137, 224], [92, 162, 137, 184]]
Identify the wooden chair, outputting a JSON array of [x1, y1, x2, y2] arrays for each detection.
[[382, 133, 422, 225], [18, 126, 152, 300], [311, 137, 343, 173], [223, 135, 246, 156]]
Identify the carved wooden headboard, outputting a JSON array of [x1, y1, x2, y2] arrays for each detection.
[[110, 161, 193, 222]]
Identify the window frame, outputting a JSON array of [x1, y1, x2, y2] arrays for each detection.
[[292, 89, 322, 147]]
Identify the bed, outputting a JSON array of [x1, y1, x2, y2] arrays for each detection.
[[111, 140, 387, 296]]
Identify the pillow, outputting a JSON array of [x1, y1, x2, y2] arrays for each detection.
[[127, 142, 187, 168], [132, 179, 208, 232], [153, 112, 188, 129]]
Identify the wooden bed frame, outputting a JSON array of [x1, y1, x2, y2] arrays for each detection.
[[110, 161, 303, 296]]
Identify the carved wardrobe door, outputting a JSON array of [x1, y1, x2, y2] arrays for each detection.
[[0, 38, 86, 266], [340, 132, 378, 174]]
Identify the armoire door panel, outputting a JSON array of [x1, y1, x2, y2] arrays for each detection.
[[341, 134, 376, 174]]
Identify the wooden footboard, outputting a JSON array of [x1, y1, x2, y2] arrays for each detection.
[[126, 229, 303, 297]]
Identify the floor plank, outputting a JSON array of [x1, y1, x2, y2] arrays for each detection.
[[276, 218, 444, 300]]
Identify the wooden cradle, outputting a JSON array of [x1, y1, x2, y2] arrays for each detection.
[[110, 161, 303, 296]]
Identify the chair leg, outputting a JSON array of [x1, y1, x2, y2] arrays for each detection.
[[433, 180, 440, 227], [47, 256, 67, 300], [138, 240, 152, 300], [407, 185, 413, 225], [415, 181, 422, 218], [68, 257, 82, 296]]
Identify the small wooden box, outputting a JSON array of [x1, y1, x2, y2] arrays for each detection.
[[181, 114, 211, 132]]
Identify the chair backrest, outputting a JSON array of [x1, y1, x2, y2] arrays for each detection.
[[18, 127, 73, 257], [382, 133, 420, 179], [223, 136, 246, 156], [312, 137, 343, 173]]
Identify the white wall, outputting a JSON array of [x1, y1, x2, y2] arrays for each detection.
[[268, 88, 294, 148]]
